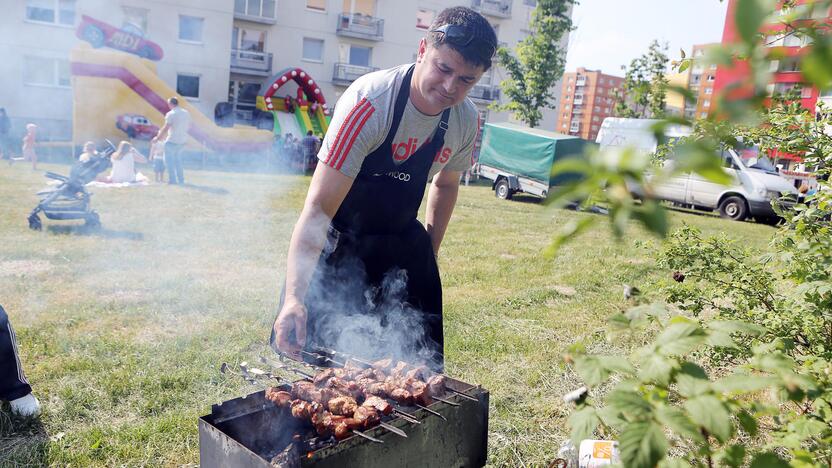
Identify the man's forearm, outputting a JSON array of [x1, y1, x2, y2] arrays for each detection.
[[283, 206, 331, 303], [425, 178, 460, 255]]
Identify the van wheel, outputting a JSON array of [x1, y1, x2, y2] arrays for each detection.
[[495, 179, 513, 200], [718, 196, 748, 221]]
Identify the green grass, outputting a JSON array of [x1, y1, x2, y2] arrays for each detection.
[[0, 162, 773, 467]]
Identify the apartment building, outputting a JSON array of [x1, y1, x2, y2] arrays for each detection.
[[556, 68, 623, 142], [0, 0, 569, 143], [665, 43, 719, 119]]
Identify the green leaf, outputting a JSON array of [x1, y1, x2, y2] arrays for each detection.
[[736, 0, 770, 43], [676, 364, 711, 398], [655, 405, 705, 442], [655, 321, 707, 356], [684, 395, 733, 442], [607, 389, 653, 419], [619, 421, 668, 468], [638, 353, 678, 386], [801, 35, 832, 90], [787, 416, 827, 439], [716, 445, 746, 468], [569, 406, 600, 443], [632, 200, 668, 238], [573, 355, 635, 386], [737, 410, 758, 436], [658, 459, 691, 468], [708, 320, 766, 336], [712, 374, 777, 394], [749, 452, 789, 468], [544, 217, 596, 259]]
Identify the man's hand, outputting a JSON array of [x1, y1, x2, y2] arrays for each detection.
[[273, 296, 307, 358]]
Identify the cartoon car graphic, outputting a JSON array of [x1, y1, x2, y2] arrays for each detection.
[[116, 114, 159, 140], [76, 15, 164, 61]]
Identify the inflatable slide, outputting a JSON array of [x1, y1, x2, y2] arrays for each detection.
[[70, 45, 273, 153]]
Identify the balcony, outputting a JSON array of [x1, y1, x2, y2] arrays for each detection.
[[469, 83, 501, 101], [332, 63, 379, 86], [571, 106, 584, 114], [471, 0, 512, 18], [233, 1, 276, 24], [575, 78, 587, 87], [573, 95, 584, 105], [337, 13, 384, 41], [230, 49, 273, 76]]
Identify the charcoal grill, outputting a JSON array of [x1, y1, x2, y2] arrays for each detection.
[[199, 373, 488, 467]]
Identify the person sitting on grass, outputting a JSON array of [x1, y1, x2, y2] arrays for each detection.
[[78, 141, 98, 163], [0, 305, 40, 418], [100, 140, 147, 184]]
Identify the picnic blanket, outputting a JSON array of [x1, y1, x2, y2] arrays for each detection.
[[86, 172, 150, 188]]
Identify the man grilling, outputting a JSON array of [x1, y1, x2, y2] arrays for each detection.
[[271, 7, 496, 371]]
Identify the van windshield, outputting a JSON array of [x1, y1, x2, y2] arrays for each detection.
[[733, 146, 779, 174]]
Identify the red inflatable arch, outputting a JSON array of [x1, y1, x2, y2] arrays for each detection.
[[262, 67, 329, 115]]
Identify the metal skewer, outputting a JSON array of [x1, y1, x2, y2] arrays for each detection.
[[378, 422, 407, 437], [220, 362, 257, 383], [351, 430, 383, 444], [414, 403, 447, 421]]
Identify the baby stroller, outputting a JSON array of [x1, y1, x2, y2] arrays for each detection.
[[27, 141, 115, 231]]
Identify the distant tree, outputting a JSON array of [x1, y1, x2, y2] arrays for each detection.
[[613, 40, 670, 118], [494, 0, 574, 128]]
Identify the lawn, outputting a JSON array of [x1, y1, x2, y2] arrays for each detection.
[[0, 162, 773, 467]]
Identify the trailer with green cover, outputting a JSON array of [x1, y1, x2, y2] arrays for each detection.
[[477, 122, 593, 200]]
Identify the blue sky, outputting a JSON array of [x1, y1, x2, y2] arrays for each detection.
[[564, 0, 730, 75]]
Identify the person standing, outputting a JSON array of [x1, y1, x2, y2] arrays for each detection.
[[301, 130, 319, 174], [271, 7, 496, 371], [21, 123, 38, 170], [155, 97, 190, 185], [0, 108, 11, 161], [0, 305, 40, 418]]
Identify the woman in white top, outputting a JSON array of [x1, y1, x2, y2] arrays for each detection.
[[105, 141, 147, 183]]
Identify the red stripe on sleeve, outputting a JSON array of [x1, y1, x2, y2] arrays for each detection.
[[324, 98, 368, 165], [334, 105, 376, 171], [328, 100, 373, 168]]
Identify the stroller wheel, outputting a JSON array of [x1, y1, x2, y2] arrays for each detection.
[[85, 212, 101, 229], [28, 213, 42, 231]]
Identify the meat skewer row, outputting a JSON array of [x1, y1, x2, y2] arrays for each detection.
[[266, 387, 385, 440]]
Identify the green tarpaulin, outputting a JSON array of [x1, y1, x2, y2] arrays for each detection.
[[479, 122, 593, 186]]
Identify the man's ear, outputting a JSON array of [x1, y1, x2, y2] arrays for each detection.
[[417, 38, 428, 63]]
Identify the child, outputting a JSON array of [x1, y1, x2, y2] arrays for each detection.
[[78, 141, 98, 163], [150, 137, 166, 183], [21, 123, 37, 170]]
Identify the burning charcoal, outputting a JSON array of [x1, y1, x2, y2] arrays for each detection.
[[328, 396, 358, 416], [270, 442, 301, 468], [362, 396, 393, 415], [265, 387, 292, 407]]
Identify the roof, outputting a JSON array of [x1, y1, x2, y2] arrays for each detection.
[[485, 122, 580, 140]]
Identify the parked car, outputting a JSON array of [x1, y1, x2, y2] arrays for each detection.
[[116, 114, 159, 140], [76, 15, 164, 61], [597, 118, 798, 224]]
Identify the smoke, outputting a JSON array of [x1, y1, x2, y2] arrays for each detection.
[[307, 255, 442, 371]]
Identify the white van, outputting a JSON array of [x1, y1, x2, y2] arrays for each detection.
[[597, 118, 798, 224]]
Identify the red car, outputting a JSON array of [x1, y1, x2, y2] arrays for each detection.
[[116, 114, 159, 140], [76, 15, 164, 61]]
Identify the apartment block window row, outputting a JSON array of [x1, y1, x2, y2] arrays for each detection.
[[26, 0, 76, 26], [179, 15, 204, 43], [235, 0, 276, 19], [24, 55, 70, 87]]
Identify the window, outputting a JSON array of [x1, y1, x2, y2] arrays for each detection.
[[235, 0, 276, 18], [700, 112, 708, 119], [707, 75, 715, 81], [705, 87, 713, 95], [703, 99, 711, 107], [307, 0, 326, 11], [592, 125, 599, 131], [594, 105, 600, 111], [342, 0, 375, 15], [26, 0, 75, 26], [524, 0, 537, 6], [24, 55, 70, 87], [592, 115, 599, 121], [122, 6, 148, 34], [302, 37, 324, 62], [179, 15, 203, 42], [349, 45, 371, 67], [232, 27, 266, 59], [416, 8, 435, 30], [802, 87, 813, 99], [562, 123, 567, 129], [778, 57, 801, 72], [177, 74, 200, 98]]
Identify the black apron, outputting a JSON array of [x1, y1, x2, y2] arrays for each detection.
[[272, 66, 449, 371]]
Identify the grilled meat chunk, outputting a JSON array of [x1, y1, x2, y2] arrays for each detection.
[[406, 365, 430, 381], [362, 395, 393, 415], [372, 358, 393, 371], [290, 400, 320, 419], [353, 406, 381, 428], [389, 388, 413, 405], [291, 381, 322, 402], [265, 387, 292, 407], [427, 375, 447, 396], [390, 361, 409, 377], [328, 396, 358, 416]]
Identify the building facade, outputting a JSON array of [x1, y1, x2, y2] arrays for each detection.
[[555, 67, 623, 142], [666, 43, 719, 120], [0, 0, 569, 145]]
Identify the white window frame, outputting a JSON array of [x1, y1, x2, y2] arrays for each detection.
[[25, 0, 76, 27], [235, 0, 277, 18], [306, 0, 326, 12], [178, 15, 204, 44], [176, 73, 201, 100], [302, 37, 325, 63], [23, 55, 71, 89]]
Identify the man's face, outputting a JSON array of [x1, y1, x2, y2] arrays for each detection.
[[412, 40, 486, 115]]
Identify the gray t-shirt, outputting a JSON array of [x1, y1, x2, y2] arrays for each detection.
[[164, 106, 191, 145], [319, 64, 478, 179]]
